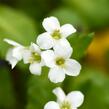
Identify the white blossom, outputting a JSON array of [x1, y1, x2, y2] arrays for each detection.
[[37, 16, 76, 49], [4, 38, 24, 69], [41, 43, 81, 83], [22, 42, 44, 75], [44, 87, 84, 109], [4, 39, 44, 75]]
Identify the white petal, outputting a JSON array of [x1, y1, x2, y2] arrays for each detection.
[[6, 49, 19, 69], [10, 59, 18, 69], [48, 67, 65, 83], [12, 47, 23, 60], [41, 50, 55, 68], [60, 24, 76, 38], [40, 58, 45, 66], [53, 87, 66, 103], [30, 42, 41, 54], [54, 39, 73, 58], [29, 63, 42, 75], [64, 59, 81, 76], [37, 32, 54, 49], [66, 91, 84, 108], [42, 16, 60, 32], [44, 101, 60, 109], [4, 38, 22, 47], [22, 49, 31, 64]]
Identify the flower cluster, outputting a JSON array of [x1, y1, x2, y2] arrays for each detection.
[[4, 16, 84, 108], [4, 16, 81, 83]]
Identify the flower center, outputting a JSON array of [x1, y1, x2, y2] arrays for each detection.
[[29, 52, 41, 63], [52, 30, 61, 40], [56, 58, 65, 66], [60, 101, 71, 109]]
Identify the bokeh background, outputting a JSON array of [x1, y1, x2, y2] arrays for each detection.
[[0, 0, 109, 109]]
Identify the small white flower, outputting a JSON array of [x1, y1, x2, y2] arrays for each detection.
[[41, 43, 81, 83], [37, 16, 76, 49], [44, 87, 84, 109], [4, 38, 24, 69], [22, 42, 44, 75]]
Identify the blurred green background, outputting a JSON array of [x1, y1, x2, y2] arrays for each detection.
[[0, 0, 109, 109]]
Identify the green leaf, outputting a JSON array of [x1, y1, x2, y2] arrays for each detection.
[[68, 33, 94, 60], [0, 5, 37, 58]]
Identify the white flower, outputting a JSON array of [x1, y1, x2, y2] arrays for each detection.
[[4, 38, 24, 69], [44, 87, 84, 109], [22, 42, 44, 75], [41, 43, 81, 83], [4, 39, 44, 75], [37, 16, 76, 49]]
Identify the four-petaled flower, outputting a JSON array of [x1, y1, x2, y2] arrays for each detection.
[[41, 43, 81, 83], [22, 43, 44, 75], [4, 38, 24, 69], [37, 16, 76, 49], [44, 87, 84, 109]]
